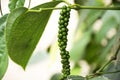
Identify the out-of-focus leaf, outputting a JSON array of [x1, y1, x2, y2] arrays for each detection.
[[6, 1, 62, 69], [112, 0, 120, 6], [67, 75, 85, 80], [84, 37, 102, 64], [86, 34, 116, 64], [77, 0, 105, 26], [104, 61, 120, 80], [104, 28, 120, 80], [71, 63, 81, 75], [0, 14, 8, 79], [97, 37, 116, 64], [79, 10, 104, 29], [70, 31, 91, 61], [89, 76, 110, 80], [74, 0, 87, 5], [8, 0, 25, 11], [95, 11, 120, 43], [50, 73, 61, 80], [70, 0, 105, 62]]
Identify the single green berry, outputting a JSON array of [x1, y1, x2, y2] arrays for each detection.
[[62, 32, 67, 36], [64, 22, 68, 26], [58, 33, 62, 37], [61, 28, 66, 32], [64, 17, 69, 22]]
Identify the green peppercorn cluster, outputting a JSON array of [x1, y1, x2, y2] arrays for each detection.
[[58, 5, 71, 80]]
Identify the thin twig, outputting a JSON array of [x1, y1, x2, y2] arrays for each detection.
[[0, 0, 3, 16], [86, 70, 120, 79], [28, 5, 120, 12], [97, 44, 120, 73], [28, 0, 31, 9], [96, 59, 113, 73]]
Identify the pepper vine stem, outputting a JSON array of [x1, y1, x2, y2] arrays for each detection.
[[28, 5, 120, 12], [72, 4, 120, 10], [86, 42, 120, 79], [28, 0, 31, 9]]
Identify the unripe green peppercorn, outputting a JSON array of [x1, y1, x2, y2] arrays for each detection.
[[58, 34, 62, 39], [58, 5, 71, 80], [61, 27, 66, 32]]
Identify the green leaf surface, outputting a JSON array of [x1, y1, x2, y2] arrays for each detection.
[[0, 14, 8, 79], [70, 0, 105, 62], [70, 30, 91, 61], [67, 75, 85, 80], [84, 39, 102, 64], [71, 64, 81, 75], [50, 73, 61, 80], [113, 0, 120, 6], [89, 76, 110, 80], [97, 37, 116, 64], [95, 11, 119, 43], [66, 75, 110, 80], [74, 0, 87, 5], [6, 1, 62, 69], [104, 29, 120, 80], [77, 0, 104, 25], [6, 7, 28, 41]]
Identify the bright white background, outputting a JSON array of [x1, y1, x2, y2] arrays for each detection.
[[1, 0, 78, 80]]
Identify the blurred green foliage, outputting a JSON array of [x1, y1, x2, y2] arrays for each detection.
[[70, 0, 120, 73]]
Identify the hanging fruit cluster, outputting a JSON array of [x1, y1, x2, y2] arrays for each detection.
[[58, 5, 71, 80]]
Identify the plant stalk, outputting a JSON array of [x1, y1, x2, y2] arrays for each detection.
[[28, 6, 120, 13], [87, 70, 120, 79], [28, 0, 31, 8], [72, 4, 120, 10], [97, 44, 120, 73]]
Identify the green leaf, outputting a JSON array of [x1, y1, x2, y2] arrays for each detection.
[[74, 0, 87, 5], [103, 29, 120, 80], [70, 30, 91, 61], [50, 73, 61, 80], [71, 64, 81, 75], [97, 37, 116, 64], [89, 76, 110, 80], [95, 11, 119, 43], [6, 7, 28, 40], [66, 75, 110, 80], [0, 14, 8, 79], [70, 0, 105, 62], [8, 0, 25, 11], [84, 39, 102, 64], [67, 75, 85, 80], [6, 1, 62, 69], [113, 0, 120, 6]]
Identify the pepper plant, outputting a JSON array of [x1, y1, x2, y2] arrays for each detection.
[[0, 0, 120, 80]]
